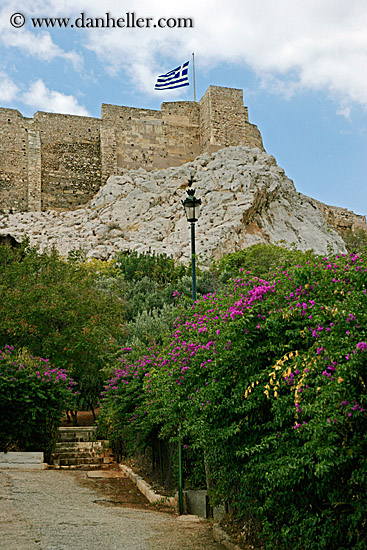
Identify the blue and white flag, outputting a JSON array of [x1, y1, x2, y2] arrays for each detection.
[[155, 61, 190, 91]]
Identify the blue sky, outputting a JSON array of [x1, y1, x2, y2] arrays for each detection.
[[0, 0, 366, 216]]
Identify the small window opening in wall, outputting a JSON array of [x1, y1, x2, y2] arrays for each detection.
[[131, 143, 134, 146], [8, 119, 11, 122]]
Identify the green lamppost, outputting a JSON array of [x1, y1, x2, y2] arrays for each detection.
[[178, 188, 202, 514], [182, 188, 202, 301]]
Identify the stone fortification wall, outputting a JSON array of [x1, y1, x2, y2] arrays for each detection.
[[34, 112, 101, 211], [0, 110, 101, 213], [0, 86, 264, 213], [100, 101, 201, 179], [0, 109, 29, 213], [199, 86, 263, 151]]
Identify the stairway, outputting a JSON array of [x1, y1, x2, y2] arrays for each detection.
[[50, 426, 114, 469]]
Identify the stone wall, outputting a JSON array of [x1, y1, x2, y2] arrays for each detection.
[[100, 100, 201, 176], [0, 109, 29, 213], [34, 112, 101, 211], [0, 86, 264, 213], [199, 86, 264, 151]]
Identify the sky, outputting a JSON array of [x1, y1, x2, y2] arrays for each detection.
[[0, 0, 366, 217]]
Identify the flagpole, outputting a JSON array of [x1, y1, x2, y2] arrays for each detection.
[[192, 52, 196, 102]]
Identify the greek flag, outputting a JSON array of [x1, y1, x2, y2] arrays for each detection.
[[155, 61, 190, 90]]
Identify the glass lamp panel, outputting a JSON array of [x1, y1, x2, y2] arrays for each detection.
[[193, 203, 200, 220], [185, 204, 195, 221]]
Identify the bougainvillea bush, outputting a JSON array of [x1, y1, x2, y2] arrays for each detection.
[[98, 252, 366, 550], [0, 346, 76, 461]]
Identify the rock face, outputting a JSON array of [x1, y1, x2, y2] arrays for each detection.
[[310, 198, 367, 235], [0, 146, 348, 263]]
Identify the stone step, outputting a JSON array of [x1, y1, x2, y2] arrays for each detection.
[[51, 458, 113, 469], [58, 456, 112, 467], [53, 451, 113, 460], [54, 441, 108, 453], [58, 426, 96, 443], [55, 463, 113, 470], [49, 426, 114, 469]]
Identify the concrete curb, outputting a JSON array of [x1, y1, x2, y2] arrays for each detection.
[[118, 463, 177, 509], [0, 451, 46, 470], [212, 523, 242, 550]]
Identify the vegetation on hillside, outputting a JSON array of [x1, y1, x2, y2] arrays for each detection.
[[1, 238, 366, 549]]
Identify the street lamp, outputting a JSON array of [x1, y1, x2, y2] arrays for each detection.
[[179, 187, 202, 515], [182, 188, 202, 301]]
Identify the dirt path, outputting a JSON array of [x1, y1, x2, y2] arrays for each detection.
[[0, 468, 225, 550]]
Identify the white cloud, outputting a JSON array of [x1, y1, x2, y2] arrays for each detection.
[[1, 0, 367, 107], [0, 2, 82, 68], [337, 106, 351, 120], [22, 79, 90, 115], [77, 0, 367, 106], [0, 72, 19, 102], [4, 29, 82, 68]]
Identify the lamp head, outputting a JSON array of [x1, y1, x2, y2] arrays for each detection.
[[182, 189, 202, 223]]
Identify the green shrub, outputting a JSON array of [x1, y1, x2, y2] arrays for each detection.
[[343, 228, 367, 253], [216, 242, 316, 280], [0, 346, 75, 461], [114, 249, 187, 285]]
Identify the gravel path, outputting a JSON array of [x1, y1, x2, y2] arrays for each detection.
[[0, 469, 224, 550]]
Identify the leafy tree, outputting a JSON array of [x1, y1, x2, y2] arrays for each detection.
[[0, 242, 124, 411]]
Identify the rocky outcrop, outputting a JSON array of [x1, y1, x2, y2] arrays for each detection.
[[310, 198, 367, 235], [0, 146, 348, 263]]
